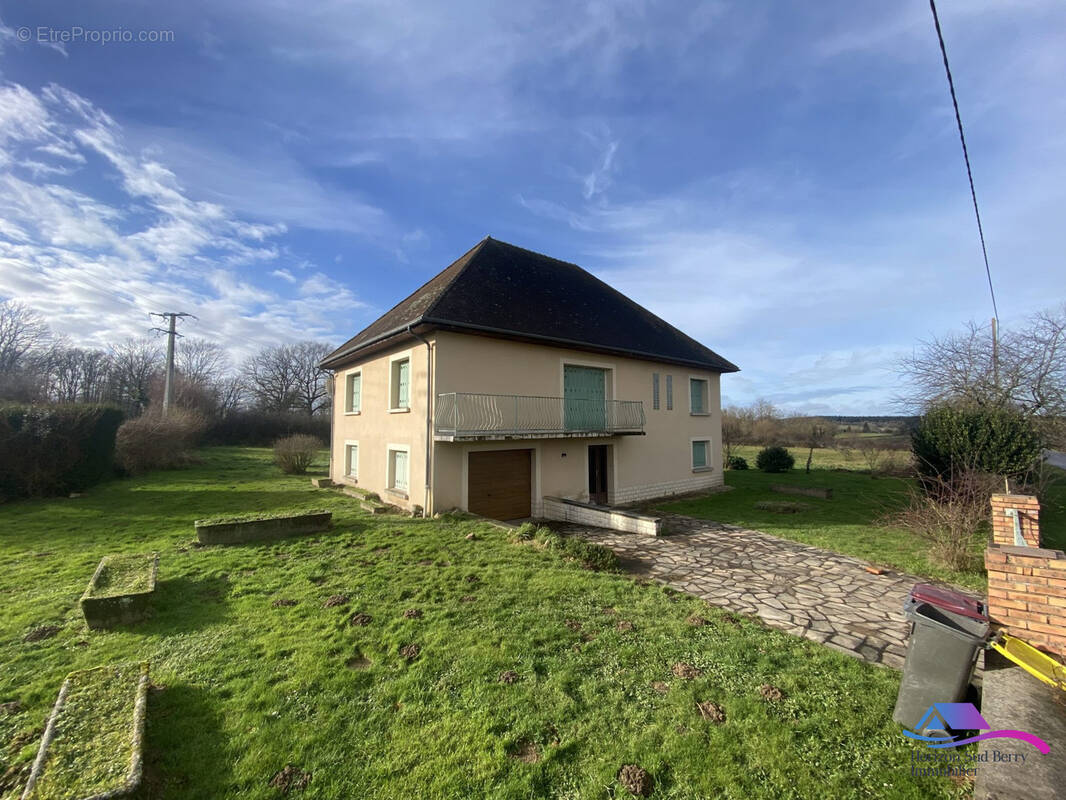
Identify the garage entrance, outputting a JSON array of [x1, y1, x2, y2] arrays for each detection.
[[467, 449, 532, 520]]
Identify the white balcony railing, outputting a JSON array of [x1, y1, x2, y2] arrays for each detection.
[[434, 393, 645, 440]]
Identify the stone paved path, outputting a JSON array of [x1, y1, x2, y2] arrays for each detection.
[[560, 515, 983, 670]]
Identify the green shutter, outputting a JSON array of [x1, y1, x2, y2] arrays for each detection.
[[690, 379, 704, 414], [692, 440, 707, 468], [347, 444, 358, 477], [563, 365, 607, 431], [397, 360, 410, 408]]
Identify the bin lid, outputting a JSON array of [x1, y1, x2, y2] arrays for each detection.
[[910, 583, 987, 621]]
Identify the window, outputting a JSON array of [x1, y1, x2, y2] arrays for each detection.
[[390, 356, 410, 410], [665, 374, 673, 410], [692, 440, 710, 470], [388, 447, 409, 494], [689, 378, 709, 415], [652, 373, 660, 410], [344, 371, 361, 413], [344, 442, 359, 479]]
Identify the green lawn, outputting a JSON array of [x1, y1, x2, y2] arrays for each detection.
[[0, 448, 965, 799], [655, 466, 987, 590]]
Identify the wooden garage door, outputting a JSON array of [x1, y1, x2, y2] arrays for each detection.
[[468, 449, 532, 520]]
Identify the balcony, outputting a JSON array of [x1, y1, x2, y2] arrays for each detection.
[[434, 393, 645, 441]]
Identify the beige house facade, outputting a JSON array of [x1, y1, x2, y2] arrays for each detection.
[[322, 238, 738, 520]]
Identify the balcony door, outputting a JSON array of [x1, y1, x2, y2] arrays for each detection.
[[563, 365, 606, 431]]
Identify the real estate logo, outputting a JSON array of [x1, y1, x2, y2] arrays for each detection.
[[902, 702, 1049, 753]]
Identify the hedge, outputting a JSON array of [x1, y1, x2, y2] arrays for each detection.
[[0, 404, 124, 499], [203, 411, 330, 447]]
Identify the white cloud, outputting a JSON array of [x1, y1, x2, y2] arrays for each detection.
[[0, 81, 366, 363]]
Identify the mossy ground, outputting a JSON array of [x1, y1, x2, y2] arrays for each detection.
[[0, 448, 969, 799]]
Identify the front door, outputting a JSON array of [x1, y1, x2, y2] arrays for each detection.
[[588, 445, 609, 505], [564, 365, 607, 431]]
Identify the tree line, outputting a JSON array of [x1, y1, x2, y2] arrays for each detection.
[[0, 300, 333, 417]]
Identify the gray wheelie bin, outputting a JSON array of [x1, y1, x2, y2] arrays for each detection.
[[892, 583, 990, 731]]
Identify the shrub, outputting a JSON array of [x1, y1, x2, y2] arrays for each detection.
[[204, 411, 330, 446], [513, 522, 537, 541], [727, 455, 748, 470], [911, 404, 1042, 490], [755, 446, 794, 473], [115, 409, 207, 475], [886, 470, 997, 571], [274, 434, 323, 474], [561, 537, 620, 571], [0, 404, 124, 498]]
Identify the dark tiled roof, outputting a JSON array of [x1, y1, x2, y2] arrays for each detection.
[[321, 237, 739, 372]]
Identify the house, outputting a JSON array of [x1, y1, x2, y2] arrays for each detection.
[[320, 237, 739, 521]]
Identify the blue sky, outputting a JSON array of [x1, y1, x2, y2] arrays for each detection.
[[0, 1, 1063, 414]]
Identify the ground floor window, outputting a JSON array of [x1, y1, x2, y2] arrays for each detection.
[[344, 441, 359, 478], [388, 447, 410, 493], [691, 439, 710, 470]]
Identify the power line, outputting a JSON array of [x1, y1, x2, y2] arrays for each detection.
[[928, 0, 999, 323]]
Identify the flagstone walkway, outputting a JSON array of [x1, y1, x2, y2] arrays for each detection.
[[559, 515, 983, 670]]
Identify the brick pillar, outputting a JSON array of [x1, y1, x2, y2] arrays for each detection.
[[989, 494, 1040, 547]]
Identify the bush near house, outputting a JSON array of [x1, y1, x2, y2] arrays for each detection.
[[727, 455, 749, 470], [0, 404, 124, 498], [274, 434, 323, 474], [756, 446, 794, 474], [115, 409, 207, 475]]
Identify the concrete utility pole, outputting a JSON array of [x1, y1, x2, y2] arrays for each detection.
[[150, 312, 196, 415]]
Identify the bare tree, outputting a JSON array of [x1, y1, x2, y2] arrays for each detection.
[[721, 405, 749, 463], [0, 300, 49, 374], [290, 341, 332, 415], [899, 305, 1066, 422], [243, 341, 332, 415], [177, 338, 229, 386], [216, 374, 247, 416], [243, 345, 298, 412], [800, 417, 833, 473], [110, 338, 162, 413], [47, 347, 113, 404]]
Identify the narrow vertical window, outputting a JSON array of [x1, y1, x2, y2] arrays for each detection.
[[390, 357, 411, 409], [345, 443, 358, 478], [652, 373, 660, 410], [665, 374, 673, 410], [345, 372, 361, 413]]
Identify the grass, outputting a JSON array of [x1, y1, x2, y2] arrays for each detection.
[[86, 554, 156, 598], [655, 465, 987, 590], [25, 663, 146, 800], [729, 444, 912, 472], [0, 447, 967, 799]]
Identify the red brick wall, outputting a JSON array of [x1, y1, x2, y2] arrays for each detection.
[[989, 493, 1040, 547], [985, 544, 1066, 659]]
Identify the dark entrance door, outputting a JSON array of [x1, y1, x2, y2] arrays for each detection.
[[588, 445, 609, 505]]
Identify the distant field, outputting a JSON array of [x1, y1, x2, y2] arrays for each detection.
[[727, 445, 912, 473]]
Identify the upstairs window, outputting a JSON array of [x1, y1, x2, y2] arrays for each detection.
[[665, 375, 673, 410], [390, 357, 410, 410], [690, 378, 709, 415], [652, 373, 660, 410], [344, 371, 362, 413]]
